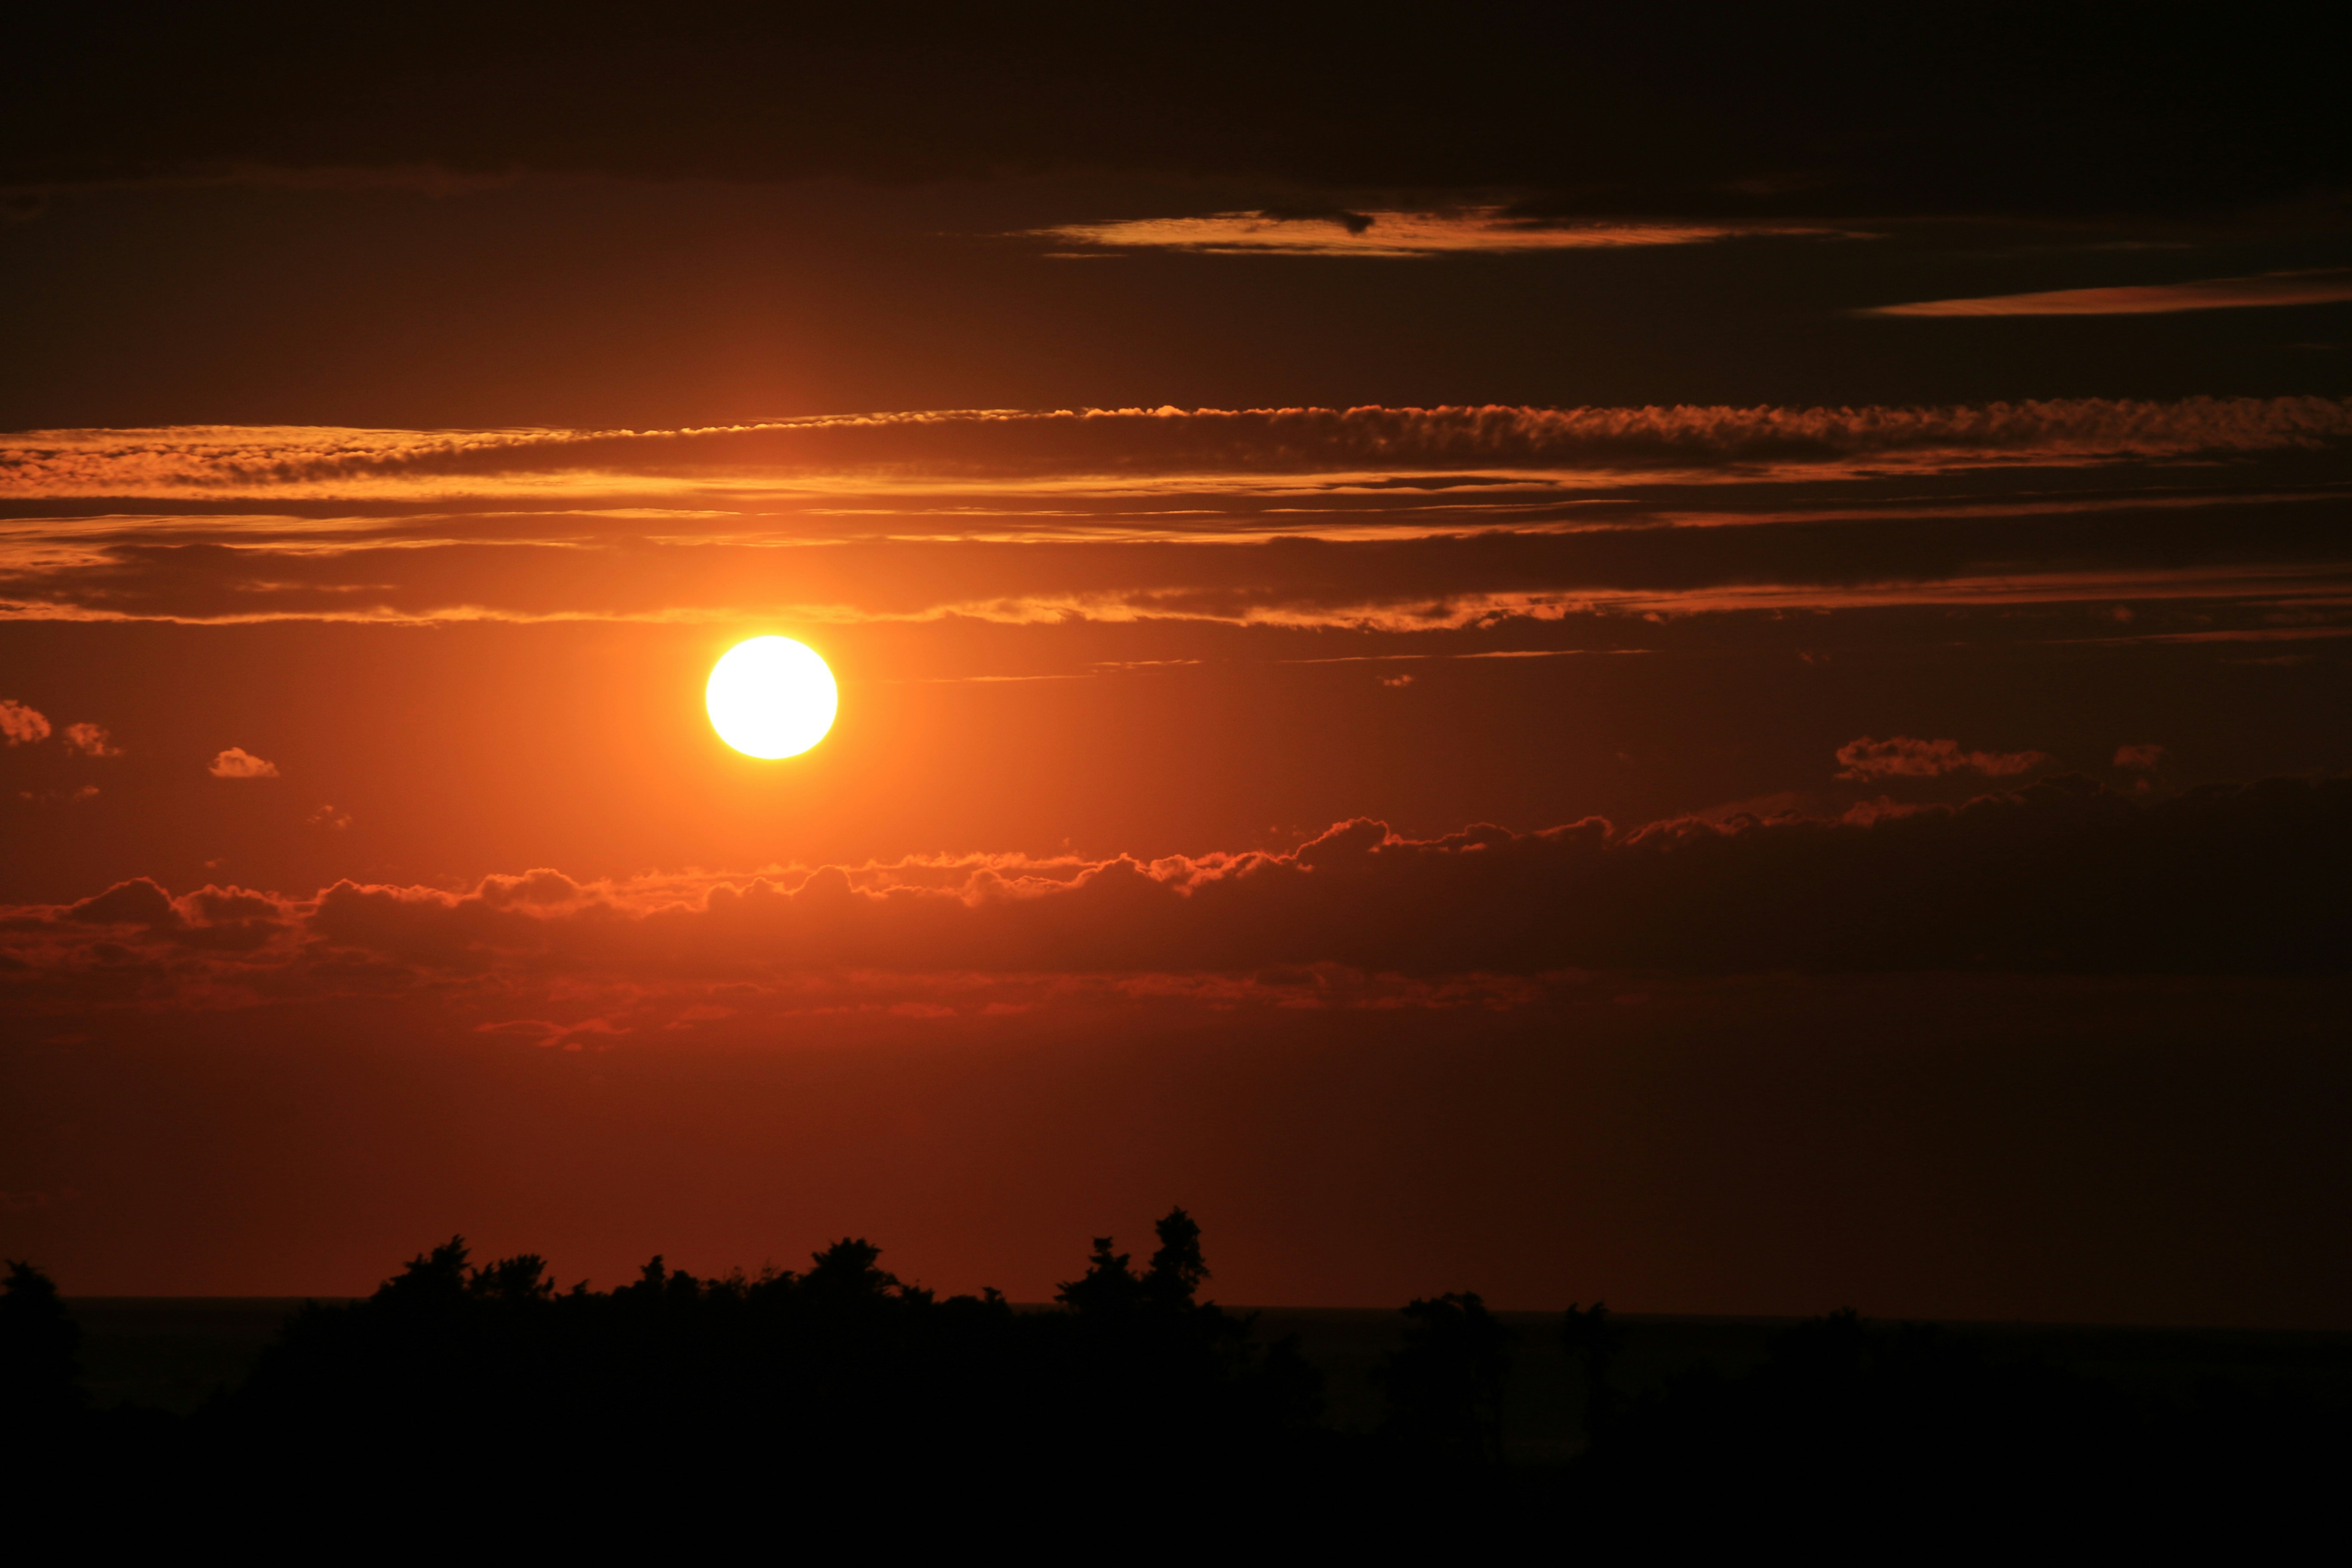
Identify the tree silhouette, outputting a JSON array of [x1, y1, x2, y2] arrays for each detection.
[[1375, 1291, 1513, 1463], [0, 1260, 84, 1434], [1056, 1235, 1145, 1317], [1144, 1206, 1208, 1310], [12, 1227, 2350, 1545]]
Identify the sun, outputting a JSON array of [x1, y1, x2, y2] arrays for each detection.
[[706, 636, 838, 759]]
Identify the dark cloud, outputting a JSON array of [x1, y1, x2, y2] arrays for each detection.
[[63, 876, 178, 929], [5, 778, 2344, 1023], [9, 6, 2342, 223]]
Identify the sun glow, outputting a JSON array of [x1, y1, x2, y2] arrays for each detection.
[[706, 636, 838, 759]]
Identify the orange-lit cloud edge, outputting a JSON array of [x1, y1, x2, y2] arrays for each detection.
[[5, 398, 2350, 633], [6, 776, 2343, 1037]]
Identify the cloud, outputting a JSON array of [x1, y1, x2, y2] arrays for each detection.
[[208, 747, 279, 778], [1864, 271, 2352, 318], [3, 403, 2347, 637], [2113, 744, 2168, 771], [64, 876, 180, 928], [1834, 736, 2053, 782], [309, 803, 352, 829], [6, 398, 2347, 500], [5, 489, 2349, 634], [0, 698, 49, 744], [3, 778, 2344, 1033], [1039, 209, 1844, 258], [61, 721, 119, 757]]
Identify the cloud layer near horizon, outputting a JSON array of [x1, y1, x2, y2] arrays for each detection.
[[6, 777, 2343, 1041]]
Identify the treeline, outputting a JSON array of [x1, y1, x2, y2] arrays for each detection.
[[4, 1215, 2345, 1546]]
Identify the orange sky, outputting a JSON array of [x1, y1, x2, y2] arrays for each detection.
[[5, 10, 2349, 1323]]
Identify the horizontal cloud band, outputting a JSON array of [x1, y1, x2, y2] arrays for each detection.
[[6, 778, 2343, 1027], [7, 398, 2350, 499]]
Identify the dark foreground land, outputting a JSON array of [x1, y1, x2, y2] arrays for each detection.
[[9, 1214, 2350, 1548], [63, 1295, 2352, 1456]]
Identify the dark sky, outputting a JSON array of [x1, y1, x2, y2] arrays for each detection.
[[3, 5, 2348, 1321]]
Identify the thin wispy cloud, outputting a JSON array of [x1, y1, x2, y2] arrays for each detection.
[[5, 398, 2346, 502], [1037, 208, 1844, 257], [1865, 270, 2352, 318]]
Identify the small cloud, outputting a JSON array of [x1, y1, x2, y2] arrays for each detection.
[[1, 699, 51, 745], [62, 722, 120, 757], [208, 747, 279, 778], [309, 803, 352, 829], [1834, 735, 2052, 782], [1379, 673, 1415, 687], [2113, 744, 2168, 771]]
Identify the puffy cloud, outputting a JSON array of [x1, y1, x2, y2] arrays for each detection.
[[207, 747, 279, 778], [0, 698, 50, 744], [61, 721, 119, 757], [1834, 736, 2052, 782], [2113, 744, 2168, 771], [3, 778, 2344, 1031], [1864, 271, 2352, 318], [63, 876, 179, 928]]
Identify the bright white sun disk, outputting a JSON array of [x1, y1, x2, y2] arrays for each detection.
[[707, 637, 837, 759]]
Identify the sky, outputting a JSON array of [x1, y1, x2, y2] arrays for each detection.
[[4, 6, 2349, 1323]]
